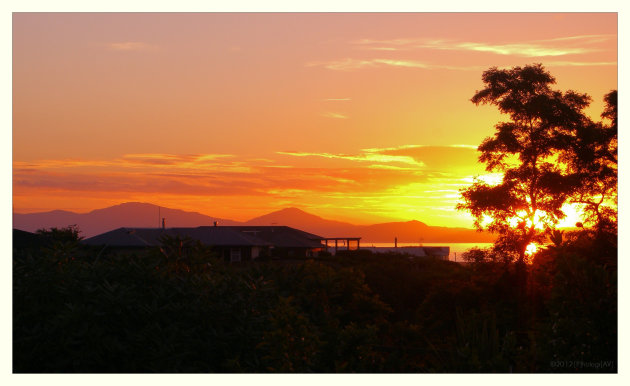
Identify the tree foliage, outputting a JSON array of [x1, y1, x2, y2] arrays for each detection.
[[563, 90, 617, 239], [458, 64, 616, 262]]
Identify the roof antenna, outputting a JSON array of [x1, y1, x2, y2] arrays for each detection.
[[162, 218, 166, 230]]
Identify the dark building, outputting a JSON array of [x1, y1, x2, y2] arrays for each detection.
[[82, 225, 326, 261]]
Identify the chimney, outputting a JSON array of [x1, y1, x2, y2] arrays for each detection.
[[214, 221, 218, 227], [162, 218, 166, 230]]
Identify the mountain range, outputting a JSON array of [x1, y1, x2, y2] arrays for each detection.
[[13, 202, 495, 243]]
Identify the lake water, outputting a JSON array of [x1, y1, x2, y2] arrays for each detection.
[[362, 242, 494, 262]]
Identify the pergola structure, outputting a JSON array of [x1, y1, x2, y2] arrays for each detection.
[[321, 237, 361, 254]]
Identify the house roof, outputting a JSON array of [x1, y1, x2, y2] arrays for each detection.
[[82, 225, 325, 249], [214, 226, 325, 248], [83, 227, 270, 248]]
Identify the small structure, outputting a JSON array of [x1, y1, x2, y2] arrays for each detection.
[[423, 246, 450, 260], [321, 237, 361, 255]]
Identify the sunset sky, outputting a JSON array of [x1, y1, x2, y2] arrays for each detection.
[[12, 12, 618, 227]]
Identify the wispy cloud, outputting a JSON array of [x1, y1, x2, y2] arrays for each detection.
[[307, 34, 616, 72], [361, 144, 423, 152], [307, 58, 376, 71], [13, 159, 117, 169], [106, 42, 159, 52], [373, 59, 430, 68], [362, 144, 478, 152], [362, 47, 398, 51], [453, 42, 586, 57], [14, 153, 240, 173], [354, 38, 419, 46], [367, 164, 420, 171], [539, 34, 615, 44], [121, 153, 233, 166], [353, 34, 613, 57], [544, 61, 617, 67], [277, 150, 425, 168], [321, 112, 348, 119], [358, 145, 483, 173], [308, 58, 477, 71]]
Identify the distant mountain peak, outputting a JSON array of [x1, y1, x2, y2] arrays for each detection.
[[120, 201, 153, 206], [276, 207, 320, 217], [245, 206, 347, 227], [279, 207, 306, 212], [88, 201, 155, 212]]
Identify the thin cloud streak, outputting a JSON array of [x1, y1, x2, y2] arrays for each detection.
[[307, 58, 376, 71], [307, 58, 480, 71], [353, 34, 612, 57], [106, 42, 159, 52], [13, 159, 118, 169], [321, 112, 348, 119], [15, 154, 237, 170], [361, 145, 423, 152], [121, 153, 234, 166], [539, 34, 615, 43], [373, 59, 430, 68], [358, 145, 484, 174], [545, 61, 617, 67], [362, 144, 478, 152], [277, 150, 425, 167], [454, 42, 588, 57]]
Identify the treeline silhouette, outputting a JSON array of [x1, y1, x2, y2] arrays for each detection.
[[13, 224, 615, 372]]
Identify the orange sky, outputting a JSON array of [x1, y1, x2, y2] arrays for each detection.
[[12, 12, 618, 227]]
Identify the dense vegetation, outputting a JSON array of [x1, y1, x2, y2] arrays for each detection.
[[13, 226, 616, 373]]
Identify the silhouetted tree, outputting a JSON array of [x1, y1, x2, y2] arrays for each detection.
[[563, 90, 617, 240], [36, 225, 83, 260], [457, 64, 593, 263], [36, 224, 83, 242]]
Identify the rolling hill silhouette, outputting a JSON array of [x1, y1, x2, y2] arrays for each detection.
[[12, 202, 241, 238], [13, 202, 495, 242], [244, 207, 358, 236]]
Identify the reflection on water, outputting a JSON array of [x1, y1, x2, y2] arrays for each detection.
[[363, 242, 494, 262]]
